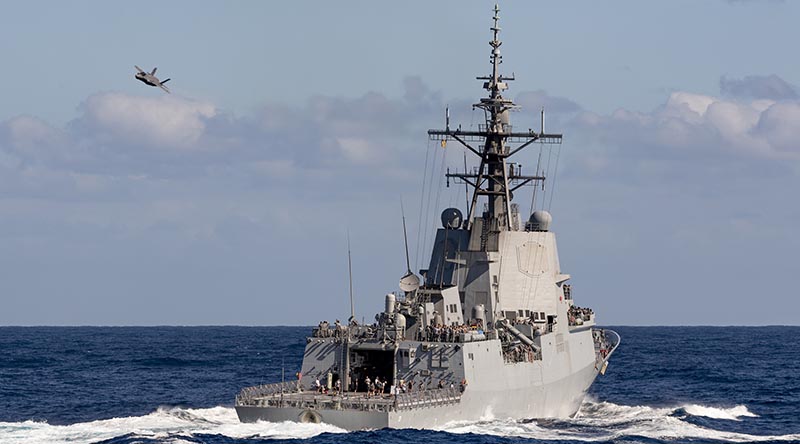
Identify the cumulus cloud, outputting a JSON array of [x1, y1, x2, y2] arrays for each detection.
[[0, 78, 448, 200], [73, 93, 217, 149], [720, 74, 797, 100], [753, 102, 800, 155], [2, 74, 798, 204], [0, 115, 66, 166], [573, 85, 800, 166], [2, 75, 800, 325]]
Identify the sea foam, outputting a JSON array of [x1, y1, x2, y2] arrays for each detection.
[[0, 401, 794, 444], [441, 399, 796, 443], [0, 406, 345, 444]]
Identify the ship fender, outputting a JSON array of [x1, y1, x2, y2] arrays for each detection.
[[498, 319, 541, 352]]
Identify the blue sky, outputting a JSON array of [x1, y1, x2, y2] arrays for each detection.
[[1, 1, 798, 325]]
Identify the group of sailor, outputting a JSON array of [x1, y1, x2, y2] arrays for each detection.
[[398, 378, 467, 394], [314, 319, 344, 338], [593, 329, 610, 358], [361, 375, 388, 396], [568, 306, 594, 326], [417, 322, 484, 343], [312, 377, 342, 395]]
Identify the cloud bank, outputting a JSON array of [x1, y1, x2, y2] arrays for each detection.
[[1, 74, 798, 325]]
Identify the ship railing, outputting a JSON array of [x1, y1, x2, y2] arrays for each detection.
[[414, 326, 489, 343], [236, 385, 462, 412], [243, 392, 398, 412], [313, 322, 490, 345], [344, 325, 406, 342], [592, 328, 621, 364], [311, 322, 411, 341], [311, 327, 347, 338], [394, 386, 462, 411], [236, 381, 300, 405], [477, 123, 513, 133]]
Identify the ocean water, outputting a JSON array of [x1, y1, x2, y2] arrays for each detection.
[[1, 326, 798, 443]]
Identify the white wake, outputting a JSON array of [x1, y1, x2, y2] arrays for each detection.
[[0, 406, 345, 444], [683, 404, 759, 421], [0, 400, 796, 444], [442, 399, 796, 443]]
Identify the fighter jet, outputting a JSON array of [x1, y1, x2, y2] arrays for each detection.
[[134, 65, 171, 93]]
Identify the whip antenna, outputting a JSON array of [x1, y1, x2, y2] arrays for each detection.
[[399, 199, 420, 293], [347, 231, 355, 322], [401, 199, 411, 273]]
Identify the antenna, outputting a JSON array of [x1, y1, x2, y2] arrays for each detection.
[[401, 199, 411, 273], [541, 107, 545, 135], [399, 199, 421, 293], [446, 106, 450, 131], [463, 152, 470, 220], [347, 231, 355, 322]]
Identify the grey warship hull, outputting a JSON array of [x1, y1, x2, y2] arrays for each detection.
[[236, 329, 619, 430], [236, 361, 598, 430], [236, 5, 621, 431]]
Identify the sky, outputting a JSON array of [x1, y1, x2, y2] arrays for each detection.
[[1, 1, 798, 326]]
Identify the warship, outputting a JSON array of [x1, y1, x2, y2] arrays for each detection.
[[236, 5, 620, 430]]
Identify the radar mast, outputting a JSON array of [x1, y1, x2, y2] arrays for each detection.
[[427, 4, 562, 233]]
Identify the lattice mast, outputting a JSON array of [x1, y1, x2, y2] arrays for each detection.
[[428, 5, 562, 231]]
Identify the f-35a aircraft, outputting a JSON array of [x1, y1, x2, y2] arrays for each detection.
[[134, 65, 171, 93]]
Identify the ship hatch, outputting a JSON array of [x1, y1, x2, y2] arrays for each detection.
[[349, 349, 394, 393]]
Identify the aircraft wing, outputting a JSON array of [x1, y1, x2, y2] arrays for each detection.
[[135, 65, 144, 73], [158, 83, 170, 94]]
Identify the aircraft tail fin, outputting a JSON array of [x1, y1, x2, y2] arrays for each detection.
[[161, 78, 171, 84], [151, 67, 157, 75]]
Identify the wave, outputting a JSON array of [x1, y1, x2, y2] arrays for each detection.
[[0, 406, 345, 444], [682, 404, 758, 421], [442, 398, 796, 443], [0, 400, 796, 444]]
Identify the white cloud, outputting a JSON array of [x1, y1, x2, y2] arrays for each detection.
[[75, 93, 216, 149], [2, 76, 800, 325], [1, 115, 65, 165], [754, 102, 800, 155], [720, 74, 797, 100], [666, 92, 715, 117], [575, 87, 800, 162]]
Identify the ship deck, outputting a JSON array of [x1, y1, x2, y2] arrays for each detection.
[[236, 382, 461, 413]]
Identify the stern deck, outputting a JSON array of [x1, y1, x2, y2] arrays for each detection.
[[236, 381, 461, 413]]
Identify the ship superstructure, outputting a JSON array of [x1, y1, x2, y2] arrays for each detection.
[[235, 6, 619, 430]]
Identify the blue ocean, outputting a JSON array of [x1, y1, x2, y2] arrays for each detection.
[[1, 326, 798, 443]]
